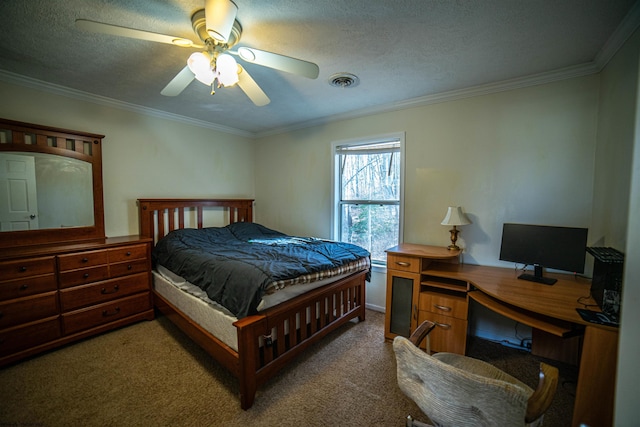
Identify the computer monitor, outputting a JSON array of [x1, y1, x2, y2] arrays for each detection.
[[499, 223, 588, 285]]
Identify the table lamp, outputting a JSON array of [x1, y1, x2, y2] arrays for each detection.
[[440, 206, 471, 250]]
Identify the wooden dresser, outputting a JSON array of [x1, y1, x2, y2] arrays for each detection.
[[0, 119, 155, 367], [0, 236, 153, 366]]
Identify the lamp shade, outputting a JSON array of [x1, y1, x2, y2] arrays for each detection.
[[205, 0, 238, 43], [441, 206, 471, 226]]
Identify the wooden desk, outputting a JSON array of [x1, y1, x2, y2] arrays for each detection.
[[385, 243, 619, 427]]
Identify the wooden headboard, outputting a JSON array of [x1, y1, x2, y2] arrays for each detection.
[[137, 198, 254, 244]]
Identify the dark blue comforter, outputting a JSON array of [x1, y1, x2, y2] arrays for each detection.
[[152, 222, 370, 318]]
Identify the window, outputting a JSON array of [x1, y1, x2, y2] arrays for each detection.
[[333, 134, 404, 266]]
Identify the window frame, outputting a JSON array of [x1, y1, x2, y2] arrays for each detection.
[[331, 132, 405, 268]]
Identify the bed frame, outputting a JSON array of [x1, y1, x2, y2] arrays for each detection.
[[137, 198, 367, 409]]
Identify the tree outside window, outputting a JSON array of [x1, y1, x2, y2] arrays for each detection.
[[335, 137, 403, 265]]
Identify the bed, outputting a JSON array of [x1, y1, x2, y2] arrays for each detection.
[[137, 198, 369, 409]]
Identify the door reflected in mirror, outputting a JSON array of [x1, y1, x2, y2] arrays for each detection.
[[0, 152, 94, 232]]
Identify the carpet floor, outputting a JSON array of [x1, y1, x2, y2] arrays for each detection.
[[0, 310, 575, 426]]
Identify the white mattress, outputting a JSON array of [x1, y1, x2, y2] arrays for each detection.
[[152, 265, 358, 352], [153, 268, 240, 351]]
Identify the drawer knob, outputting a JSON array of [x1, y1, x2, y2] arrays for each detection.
[[82, 257, 89, 263], [83, 273, 90, 279], [19, 266, 27, 272], [19, 284, 29, 291], [101, 285, 120, 295], [126, 251, 132, 256], [102, 307, 121, 317], [395, 261, 411, 267], [434, 304, 452, 312], [127, 264, 132, 270]]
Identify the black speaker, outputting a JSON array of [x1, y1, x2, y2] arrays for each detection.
[[587, 247, 624, 320]]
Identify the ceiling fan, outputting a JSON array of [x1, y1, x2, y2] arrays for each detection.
[[75, 0, 320, 106]]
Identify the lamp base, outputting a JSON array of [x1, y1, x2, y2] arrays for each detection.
[[447, 226, 461, 251]]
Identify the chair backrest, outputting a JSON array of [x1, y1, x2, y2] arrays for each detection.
[[394, 336, 534, 426], [393, 320, 559, 427]]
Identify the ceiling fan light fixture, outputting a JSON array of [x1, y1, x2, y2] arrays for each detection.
[[188, 51, 215, 85], [216, 53, 239, 86], [205, 0, 238, 43]]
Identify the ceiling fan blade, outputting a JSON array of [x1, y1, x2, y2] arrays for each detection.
[[75, 19, 203, 48], [161, 66, 195, 96], [234, 47, 319, 79], [237, 66, 270, 106]]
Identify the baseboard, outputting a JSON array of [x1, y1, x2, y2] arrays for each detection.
[[365, 303, 385, 313]]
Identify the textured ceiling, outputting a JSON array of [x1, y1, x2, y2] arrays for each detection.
[[0, 0, 638, 137]]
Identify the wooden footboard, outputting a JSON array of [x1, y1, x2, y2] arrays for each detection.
[[138, 198, 367, 409], [235, 270, 367, 409]]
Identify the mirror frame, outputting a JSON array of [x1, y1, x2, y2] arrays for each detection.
[[0, 118, 105, 249]]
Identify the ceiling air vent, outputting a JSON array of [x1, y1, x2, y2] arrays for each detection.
[[328, 73, 359, 88]]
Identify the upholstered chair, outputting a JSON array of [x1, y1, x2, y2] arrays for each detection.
[[393, 320, 559, 427]]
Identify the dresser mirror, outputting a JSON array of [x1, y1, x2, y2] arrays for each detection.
[[0, 118, 105, 249]]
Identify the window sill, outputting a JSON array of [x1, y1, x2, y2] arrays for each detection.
[[371, 263, 386, 274]]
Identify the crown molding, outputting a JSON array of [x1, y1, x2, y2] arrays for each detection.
[[595, 0, 640, 68], [0, 70, 254, 138], [255, 61, 602, 138]]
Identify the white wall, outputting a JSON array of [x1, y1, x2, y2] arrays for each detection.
[[597, 27, 640, 427], [0, 81, 255, 237], [615, 76, 640, 426]]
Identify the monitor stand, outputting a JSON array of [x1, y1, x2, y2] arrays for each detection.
[[518, 264, 557, 285]]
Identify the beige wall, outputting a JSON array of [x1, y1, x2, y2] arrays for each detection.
[[0, 81, 255, 238], [255, 75, 600, 313]]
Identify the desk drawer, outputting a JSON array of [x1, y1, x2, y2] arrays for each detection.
[[59, 273, 149, 311], [62, 293, 151, 335], [0, 292, 58, 329], [387, 254, 420, 273], [419, 291, 468, 320], [417, 311, 467, 355]]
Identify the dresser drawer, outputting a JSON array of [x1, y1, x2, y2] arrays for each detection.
[[62, 293, 151, 335], [0, 316, 61, 357], [0, 257, 56, 281], [108, 244, 147, 263], [419, 291, 468, 320], [57, 249, 108, 271], [387, 254, 420, 273], [59, 265, 110, 288], [59, 273, 150, 311], [0, 292, 59, 329], [0, 274, 57, 301], [417, 311, 467, 354], [110, 259, 148, 278]]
